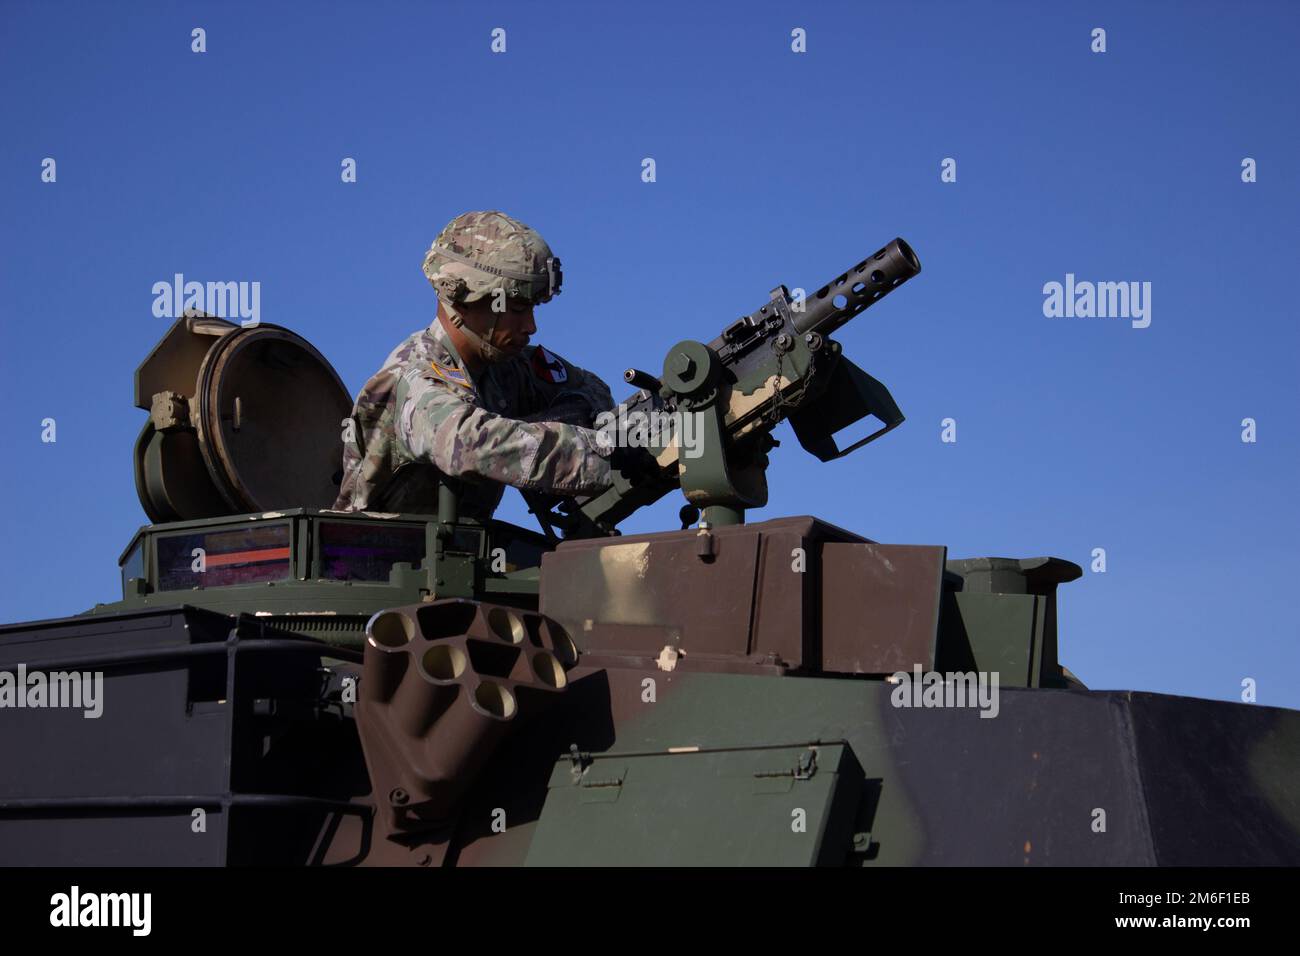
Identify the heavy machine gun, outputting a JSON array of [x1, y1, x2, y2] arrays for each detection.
[[524, 237, 920, 538]]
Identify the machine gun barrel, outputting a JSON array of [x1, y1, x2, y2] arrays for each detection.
[[790, 237, 921, 337]]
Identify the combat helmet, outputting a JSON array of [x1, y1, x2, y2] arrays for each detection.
[[422, 210, 562, 307]]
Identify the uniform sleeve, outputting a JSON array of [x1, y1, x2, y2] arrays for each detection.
[[553, 358, 615, 418], [395, 367, 614, 496], [515, 349, 616, 426], [521, 393, 605, 427]]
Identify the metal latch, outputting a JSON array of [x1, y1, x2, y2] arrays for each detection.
[[754, 748, 817, 781], [572, 755, 625, 804], [149, 390, 191, 431], [568, 743, 591, 776]]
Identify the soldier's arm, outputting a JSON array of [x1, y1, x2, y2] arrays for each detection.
[[521, 393, 604, 427], [522, 352, 615, 426], [396, 369, 614, 496], [556, 358, 615, 416]]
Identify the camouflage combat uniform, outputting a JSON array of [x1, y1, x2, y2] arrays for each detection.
[[333, 318, 615, 519]]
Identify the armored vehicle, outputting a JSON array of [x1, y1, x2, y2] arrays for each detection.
[[2, 239, 1297, 866]]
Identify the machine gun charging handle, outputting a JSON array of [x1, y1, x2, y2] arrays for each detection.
[[624, 368, 662, 393]]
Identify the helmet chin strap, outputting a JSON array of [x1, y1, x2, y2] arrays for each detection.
[[444, 299, 508, 364]]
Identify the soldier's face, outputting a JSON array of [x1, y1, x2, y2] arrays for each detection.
[[469, 295, 537, 357]]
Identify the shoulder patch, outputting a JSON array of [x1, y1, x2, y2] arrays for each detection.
[[430, 359, 472, 390], [530, 346, 568, 384]]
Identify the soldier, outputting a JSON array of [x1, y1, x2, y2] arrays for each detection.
[[333, 210, 618, 519]]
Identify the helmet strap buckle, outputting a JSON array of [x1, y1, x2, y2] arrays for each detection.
[[445, 300, 507, 364]]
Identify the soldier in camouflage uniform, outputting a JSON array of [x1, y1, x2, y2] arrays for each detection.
[[333, 211, 617, 519]]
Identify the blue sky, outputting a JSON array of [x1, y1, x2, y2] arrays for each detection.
[[2, 0, 1297, 708]]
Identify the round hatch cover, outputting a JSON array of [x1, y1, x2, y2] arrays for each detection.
[[193, 324, 352, 514]]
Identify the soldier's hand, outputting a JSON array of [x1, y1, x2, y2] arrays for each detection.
[[609, 445, 661, 483]]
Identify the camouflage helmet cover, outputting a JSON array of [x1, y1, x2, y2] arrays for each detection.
[[422, 210, 562, 305]]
